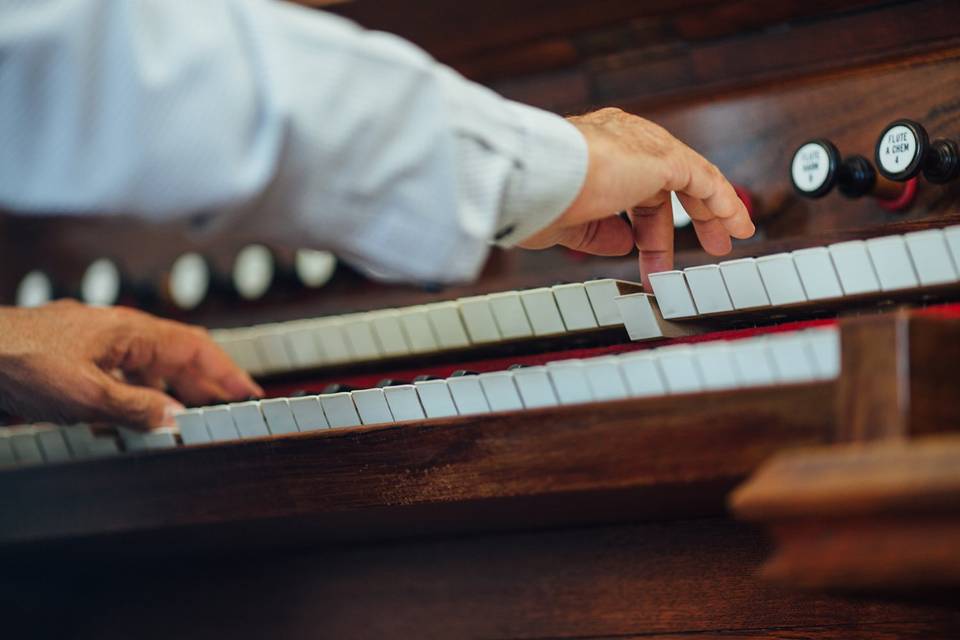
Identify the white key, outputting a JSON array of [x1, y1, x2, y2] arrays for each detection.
[[618, 352, 667, 397], [60, 424, 98, 457], [398, 306, 440, 353], [655, 346, 703, 394], [693, 342, 741, 390], [318, 393, 362, 428], [288, 396, 329, 431], [767, 333, 818, 383], [519, 288, 566, 336], [204, 406, 241, 442], [946, 225, 960, 272], [551, 283, 598, 331], [351, 388, 394, 425], [792, 247, 843, 300], [729, 338, 778, 386], [827, 241, 880, 295], [478, 371, 524, 412], [456, 296, 501, 344], [229, 401, 270, 439], [369, 310, 411, 357], [283, 323, 326, 369], [314, 319, 353, 364], [904, 229, 959, 285], [546, 360, 594, 405], [383, 385, 426, 421], [118, 427, 177, 452], [719, 258, 770, 310], [684, 265, 734, 314], [253, 326, 293, 374], [446, 375, 490, 415], [341, 313, 382, 360], [614, 293, 672, 341], [756, 253, 807, 305], [805, 327, 841, 379], [581, 356, 629, 400], [11, 431, 44, 465], [426, 302, 470, 348], [648, 271, 697, 319], [260, 398, 300, 435], [866, 235, 918, 291], [175, 409, 211, 445], [584, 279, 627, 326], [216, 329, 266, 375], [512, 366, 559, 408], [0, 436, 15, 466], [487, 291, 534, 339], [414, 380, 459, 418], [35, 428, 72, 462], [85, 438, 121, 458]]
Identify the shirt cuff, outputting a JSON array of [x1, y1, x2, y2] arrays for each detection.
[[493, 102, 588, 247]]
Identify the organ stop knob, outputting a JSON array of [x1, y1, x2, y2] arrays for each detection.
[[875, 119, 960, 184], [166, 252, 211, 311], [232, 244, 275, 301], [80, 258, 123, 306]]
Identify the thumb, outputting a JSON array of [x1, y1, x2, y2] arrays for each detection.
[[85, 370, 185, 430]]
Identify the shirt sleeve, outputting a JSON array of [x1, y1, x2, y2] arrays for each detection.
[[0, 0, 588, 284]]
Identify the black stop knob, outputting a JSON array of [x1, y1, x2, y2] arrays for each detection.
[[790, 138, 839, 198], [875, 119, 959, 183]]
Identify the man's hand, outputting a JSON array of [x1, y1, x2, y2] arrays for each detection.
[[519, 108, 755, 287], [0, 300, 262, 430]]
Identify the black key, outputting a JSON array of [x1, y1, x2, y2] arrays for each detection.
[[507, 364, 528, 370], [450, 370, 479, 377], [322, 383, 355, 394], [375, 378, 409, 388], [412, 374, 441, 382]]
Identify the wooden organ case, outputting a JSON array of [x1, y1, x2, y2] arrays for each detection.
[[3, 1, 960, 638]]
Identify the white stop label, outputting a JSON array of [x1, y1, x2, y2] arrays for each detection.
[[878, 124, 918, 174], [791, 142, 831, 192]]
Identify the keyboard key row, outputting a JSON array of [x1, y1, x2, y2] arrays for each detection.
[[0, 424, 122, 468], [212, 280, 640, 376], [647, 225, 960, 319]]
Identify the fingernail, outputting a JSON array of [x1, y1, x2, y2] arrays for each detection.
[[161, 402, 186, 428]]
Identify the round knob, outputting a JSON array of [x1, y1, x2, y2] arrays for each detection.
[[875, 119, 959, 183], [81, 258, 122, 306], [294, 249, 337, 288], [168, 252, 210, 311], [835, 155, 877, 198], [16, 270, 54, 308], [790, 139, 840, 198], [232, 244, 275, 301]]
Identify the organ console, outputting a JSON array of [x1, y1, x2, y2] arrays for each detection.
[[3, 2, 960, 639]]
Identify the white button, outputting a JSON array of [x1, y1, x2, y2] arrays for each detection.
[[457, 296, 501, 344], [729, 338, 778, 386], [383, 385, 426, 421], [792, 247, 843, 300], [446, 376, 490, 415], [351, 388, 394, 425], [581, 356, 630, 400], [584, 279, 628, 326], [294, 249, 337, 288], [232, 244, 274, 301], [648, 271, 697, 318], [551, 283, 598, 331], [175, 409, 211, 445], [655, 346, 703, 393], [368, 310, 411, 357], [791, 141, 832, 193], [282, 323, 326, 370], [904, 229, 959, 285], [614, 293, 670, 341], [519, 288, 566, 336], [35, 428, 72, 462], [414, 380, 459, 418], [397, 306, 440, 353], [684, 265, 734, 314], [253, 326, 294, 374], [756, 253, 807, 305], [426, 302, 470, 348], [16, 270, 53, 308], [487, 291, 534, 339], [767, 333, 818, 383], [512, 366, 559, 408], [692, 342, 741, 390], [203, 406, 241, 442], [288, 396, 329, 431], [479, 372, 524, 412], [260, 398, 300, 435], [546, 360, 594, 405], [719, 258, 770, 309], [828, 241, 880, 295], [341, 313, 382, 360], [167, 252, 210, 311], [319, 393, 362, 428], [805, 327, 841, 379], [314, 320, 353, 364], [618, 352, 667, 397], [877, 124, 919, 175], [81, 258, 122, 306], [229, 401, 270, 439], [865, 235, 918, 291]]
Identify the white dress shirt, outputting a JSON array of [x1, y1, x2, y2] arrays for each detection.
[[0, 0, 588, 283]]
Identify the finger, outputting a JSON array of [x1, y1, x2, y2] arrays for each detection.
[[631, 199, 675, 289], [78, 368, 184, 430], [169, 376, 234, 408], [676, 194, 733, 256], [668, 148, 754, 239], [560, 217, 634, 256]]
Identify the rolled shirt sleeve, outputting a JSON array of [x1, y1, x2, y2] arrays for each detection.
[[0, 0, 588, 283]]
